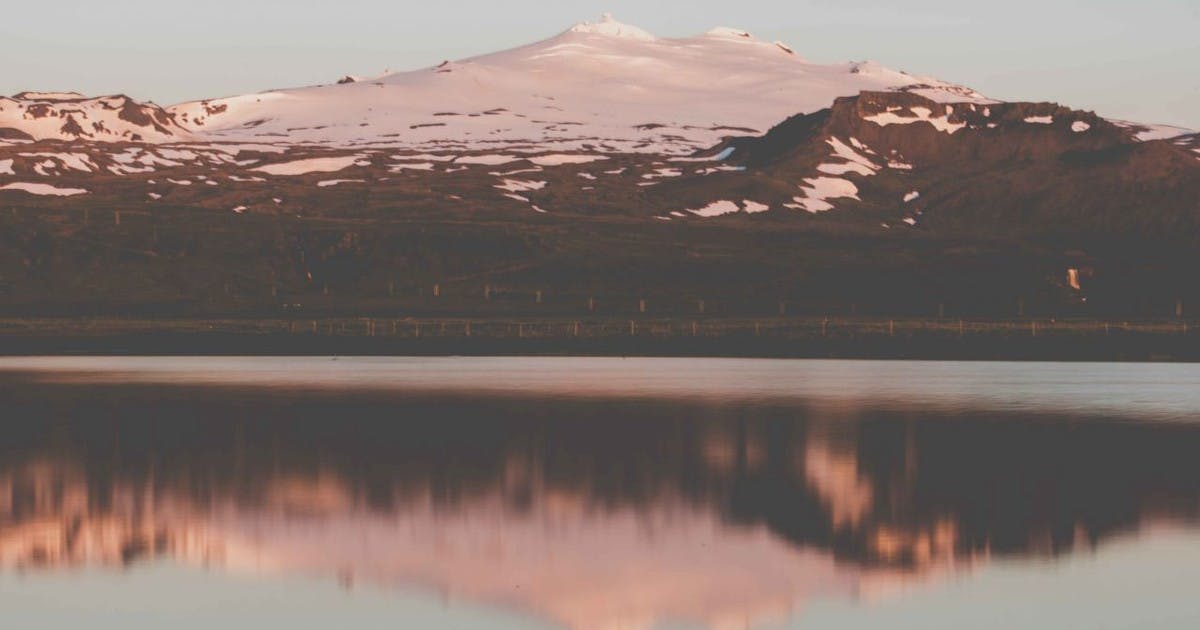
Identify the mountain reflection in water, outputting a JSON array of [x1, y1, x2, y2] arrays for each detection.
[[1, 358, 1198, 629]]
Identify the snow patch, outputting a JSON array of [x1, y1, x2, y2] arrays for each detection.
[[389, 162, 436, 171], [689, 200, 740, 217], [642, 167, 683, 180], [318, 179, 366, 187], [0, 159, 12, 175], [1024, 116, 1054, 125], [789, 177, 860, 213], [391, 153, 456, 162], [865, 107, 966, 134], [456, 155, 520, 166], [904, 191, 920, 203], [1109, 120, 1193, 142], [253, 155, 369, 176], [817, 137, 878, 176], [495, 179, 547, 193], [697, 165, 745, 175], [19, 152, 96, 173], [527, 154, 607, 166], [742, 200, 770, 214], [0, 182, 88, 196], [1072, 121, 1091, 133]]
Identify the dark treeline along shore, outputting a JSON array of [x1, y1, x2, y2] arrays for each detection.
[[2, 316, 1199, 361], [1, 197, 1198, 359]]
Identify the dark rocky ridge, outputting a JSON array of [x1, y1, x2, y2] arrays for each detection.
[[652, 91, 1200, 238]]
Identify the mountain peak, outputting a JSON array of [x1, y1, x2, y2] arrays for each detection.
[[567, 14, 656, 41], [704, 27, 757, 40]]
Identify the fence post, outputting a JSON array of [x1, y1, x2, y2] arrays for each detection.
[[1177, 298, 1185, 318], [388, 281, 395, 296], [692, 322, 698, 336], [629, 320, 635, 335], [588, 297, 596, 312], [114, 211, 121, 226], [536, 290, 542, 304], [433, 284, 440, 297], [889, 320, 894, 336], [573, 322, 579, 337], [698, 300, 705, 314], [639, 299, 646, 314], [484, 285, 491, 300], [1032, 321, 1038, 337]]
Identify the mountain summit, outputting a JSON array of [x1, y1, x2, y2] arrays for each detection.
[[566, 13, 656, 40]]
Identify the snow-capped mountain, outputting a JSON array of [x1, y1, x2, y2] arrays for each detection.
[[0, 14, 1194, 227], [170, 14, 988, 154], [0, 14, 986, 154]]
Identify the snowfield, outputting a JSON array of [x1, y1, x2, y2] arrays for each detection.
[[252, 156, 370, 176], [0, 182, 88, 196], [165, 15, 991, 155]]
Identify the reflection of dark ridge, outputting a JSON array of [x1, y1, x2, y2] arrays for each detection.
[[2, 379, 1199, 570]]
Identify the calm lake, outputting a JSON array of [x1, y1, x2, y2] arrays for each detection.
[[1, 357, 1198, 629]]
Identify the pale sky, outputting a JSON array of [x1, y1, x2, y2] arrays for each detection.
[[2, 0, 1197, 128]]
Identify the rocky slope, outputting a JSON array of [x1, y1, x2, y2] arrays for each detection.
[[647, 91, 1200, 236], [0, 92, 190, 143]]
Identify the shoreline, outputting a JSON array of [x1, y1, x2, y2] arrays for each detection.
[[1, 317, 1198, 361]]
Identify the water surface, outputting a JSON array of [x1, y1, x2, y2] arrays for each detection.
[[1, 357, 1197, 629]]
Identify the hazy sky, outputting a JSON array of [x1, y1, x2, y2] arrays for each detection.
[[3, 0, 1196, 128]]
